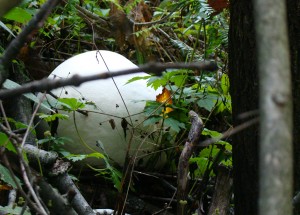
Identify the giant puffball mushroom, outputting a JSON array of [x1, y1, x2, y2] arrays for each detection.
[[42, 50, 163, 167]]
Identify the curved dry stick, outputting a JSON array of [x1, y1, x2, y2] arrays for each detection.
[[177, 110, 203, 215]]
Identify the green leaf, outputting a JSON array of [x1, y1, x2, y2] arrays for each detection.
[[4, 7, 32, 24], [125, 75, 151, 84], [197, 93, 219, 112], [147, 76, 167, 90], [164, 117, 185, 132], [58, 98, 85, 111], [38, 113, 69, 122], [143, 116, 162, 127], [86, 152, 105, 159], [0, 132, 16, 153], [221, 74, 230, 94], [144, 101, 164, 116], [169, 73, 187, 87], [110, 167, 122, 191], [189, 157, 209, 177], [0, 164, 22, 189], [202, 128, 222, 138]]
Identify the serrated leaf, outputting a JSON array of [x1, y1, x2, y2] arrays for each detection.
[[147, 76, 167, 90], [58, 98, 85, 111], [143, 116, 162, 127], [37, 113, 69, 122], [144, 101, 164, 116], [170, 74, 187, 87], [164, 117, 185, 132], [125, 75, 151, 84], [0, 164, 22, 189]]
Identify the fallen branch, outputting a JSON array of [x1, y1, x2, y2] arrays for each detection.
[[0, 61, 217, 99], [36, 174, 78, 215], [177, 110, 203, 214], [50, 173, 96, 215]]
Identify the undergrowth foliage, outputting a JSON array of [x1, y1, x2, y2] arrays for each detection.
[[0, 0, 231, 214]]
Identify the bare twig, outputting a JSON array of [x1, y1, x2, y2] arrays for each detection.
[[1, 153, 45, 214], [199, 117, 259, 147], [37, 177, 77, 215], [20, 93, 46, 148], [0, 61, 217, 99], [0, 121, 48, 214], [19, 160, 48, 215]]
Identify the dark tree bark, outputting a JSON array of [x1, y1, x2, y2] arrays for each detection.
[[288, 0, 300, 214], [228, 1, 259, 214]]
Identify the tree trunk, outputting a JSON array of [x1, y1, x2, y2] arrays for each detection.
[[228, 1, 259, 214], [253, 0, 293, 214], [230, 0, 300, 214]]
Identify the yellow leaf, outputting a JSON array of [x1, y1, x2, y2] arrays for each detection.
[[156, 87, 173, 114]]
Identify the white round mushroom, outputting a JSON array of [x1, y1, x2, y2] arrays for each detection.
[[42, 50, 163, 167]]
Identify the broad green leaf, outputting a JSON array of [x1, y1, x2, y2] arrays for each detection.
[[164, 117, 185, 132], [143, 116, 162, 127], [170, 74, 187, 87], [197, 95, 217, 112], [221, 74, 230, 94], [38, 113, 69, 122], [125, 75, 151, 84], [189, 157, 209, 177], [147, 76, 167, 90], [4, 7, 32, 23], [0, 164, 22, 189], [0, 132, 16, 153], [58, 98, 85, 111], [144, 101, 164, 116], [199, 145, 220, 158], [202, 128, 222, 138]]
